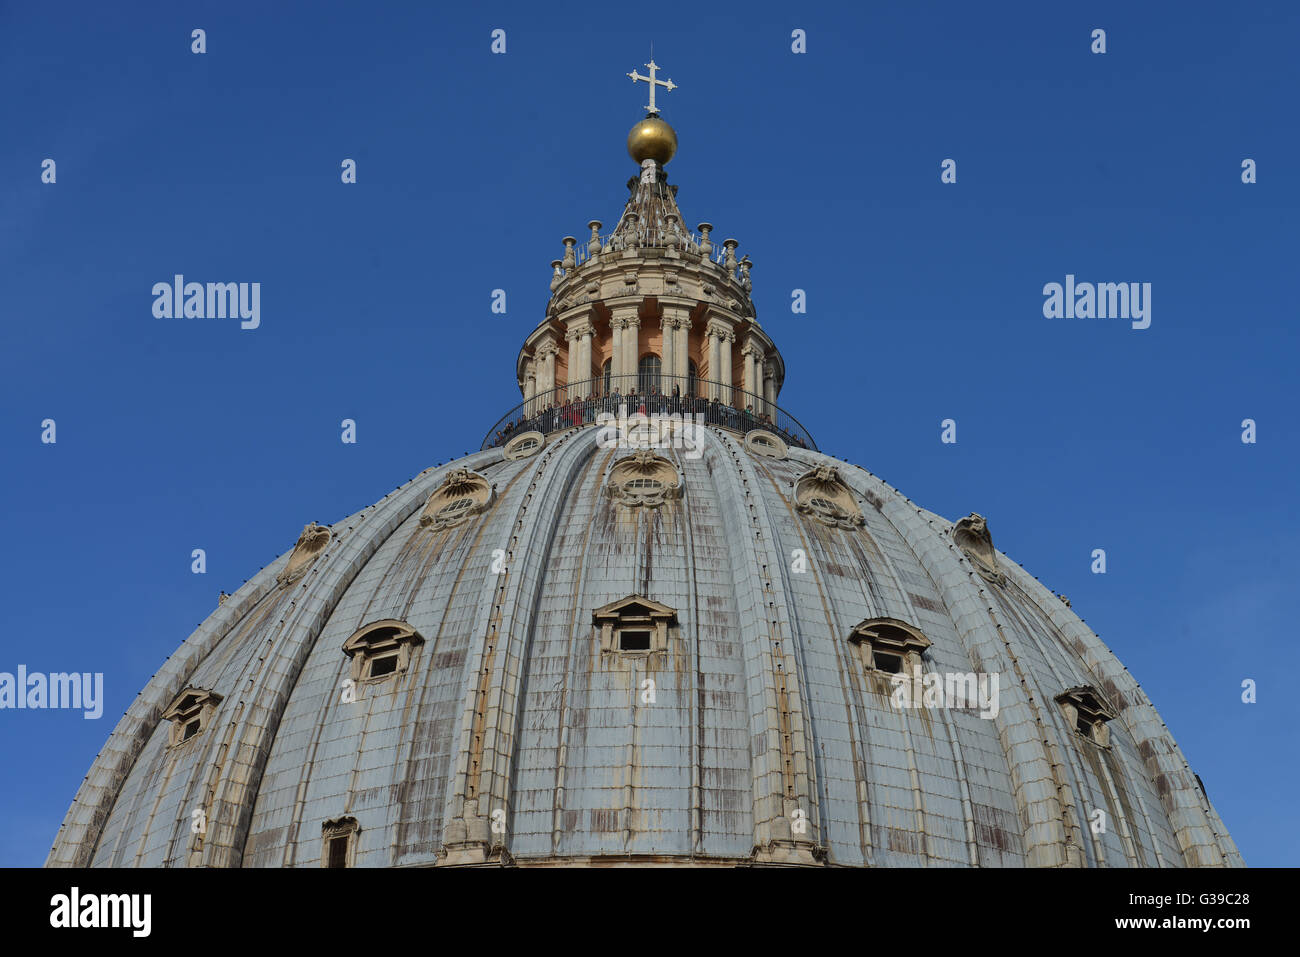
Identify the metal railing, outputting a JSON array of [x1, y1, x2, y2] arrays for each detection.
[[482, 374, 817, 451]]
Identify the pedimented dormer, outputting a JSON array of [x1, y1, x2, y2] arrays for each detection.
[[420, 468, 495, 530], [162, 687, 223, 747], [592, 595, 678, 656], [1056, 686, 1117, 747], [793, 466, 864, 529]]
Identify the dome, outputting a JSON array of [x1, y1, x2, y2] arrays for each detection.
[[45, 428, 1244, 868], [47, 75, 1241, 869]]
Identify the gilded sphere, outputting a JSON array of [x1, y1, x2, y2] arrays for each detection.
[[627, 116, 678, 165]]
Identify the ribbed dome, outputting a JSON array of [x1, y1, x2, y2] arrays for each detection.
[[47, 85, 1241, 868], [47, 425, 1241, 867]]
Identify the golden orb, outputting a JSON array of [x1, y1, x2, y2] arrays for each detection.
[[627, 115, 678, 165]]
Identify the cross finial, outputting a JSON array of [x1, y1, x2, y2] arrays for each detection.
[[627, 58, 676, 115]]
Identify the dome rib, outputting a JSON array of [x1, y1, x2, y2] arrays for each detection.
[[707, 430, 823, 864], [1002, 558, 1241, 867], [827, 457, 1087, 866], [440, 429, 597, 864]]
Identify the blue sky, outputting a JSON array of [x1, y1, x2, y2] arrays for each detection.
[[1, 1, 1296, 867]]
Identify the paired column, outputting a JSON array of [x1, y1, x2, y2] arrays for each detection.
[[564, 317, 595, 396], [705, 317, 734, 403], [609, 303, 640, 393], [660, 303, 692, 397]]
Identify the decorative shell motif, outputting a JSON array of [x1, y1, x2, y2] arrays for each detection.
[[605, 449, 682, 508], [951, 513, 1005, 585], [792, 466, 864, 529], [420, 468, 495, 530], [276, 522, 331, 586]]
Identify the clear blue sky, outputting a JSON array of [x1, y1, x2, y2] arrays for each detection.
[[2, 1, 1295, 867]]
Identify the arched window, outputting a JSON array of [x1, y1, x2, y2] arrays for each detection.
[[687, 360, 698, 397], [638, 354, 661, 394], [602, 359, 611, 394], [847, 618, 932, 675], [341, 619, 425, 684]]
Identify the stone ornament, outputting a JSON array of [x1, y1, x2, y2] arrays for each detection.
[[420, 468, 495, 530], [605, 449, 682, 508], [952, 513, 1005, 585], [793, 466, 864, 528], [277, 522, 331, 586]]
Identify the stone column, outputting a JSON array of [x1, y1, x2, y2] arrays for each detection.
[[675, 316, 690, 388], [609, 303, 639, 394], [660, 313, 675, 397], [535, 341, 557, 406], [610, 320, 623, 382], [624, 315, 641, 393], [718, 331, 734, 406], [565, 317, 595, 396], [742, 343, 762, 411], [661, 304, 692, 397], [706, 329, 721, 400], [764, 360, 777, 411], [579, 329, 594, 395], [523, 360, 537, 415]]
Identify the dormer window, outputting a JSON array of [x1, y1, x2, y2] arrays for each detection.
[[793, 467, 864, 529], [847, 618, 931, 675], [342, 620, 425, 685], [321, 816, 359, 868], [593, 596, 678, 658], [437, 498, 474, 520], [618, 630, 652, 652], [871, 651, 904, 675], [161, 687, 224, 748], [605, 450, 682, 508], [503, 431, 544, 460], [624, 477, 664, 494], [744, 429, 788, 459], [1056, 686, 1116, 747], [420, 468, 495, 530]]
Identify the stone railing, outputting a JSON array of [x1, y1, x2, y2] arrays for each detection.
[[482, 374, 816, 451]]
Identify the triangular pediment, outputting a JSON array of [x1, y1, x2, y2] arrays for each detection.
[[592, 594, 677, 623]]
